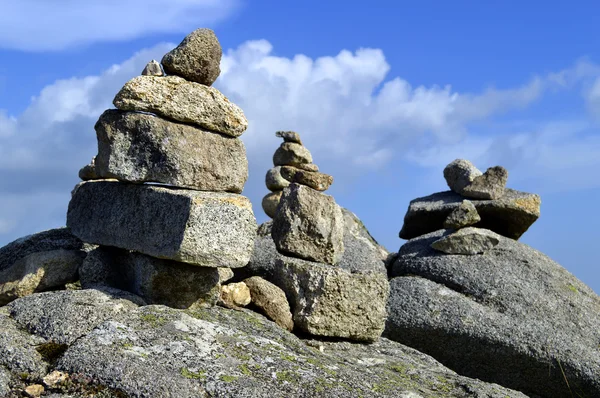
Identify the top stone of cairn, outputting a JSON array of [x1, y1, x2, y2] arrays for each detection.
[[161, 28, 222, 86]]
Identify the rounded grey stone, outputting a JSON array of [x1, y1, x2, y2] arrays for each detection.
[[387, 229, 600, 398], [272, 142, 313, 166], [265, 166, 289, 191], [261, 191, 282, 219], [443, 159, 482, 194], [430, 227, 500, 255]]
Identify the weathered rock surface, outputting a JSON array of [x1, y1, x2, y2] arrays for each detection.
[[161, 28, 221, 86], [67, 181, 257, 268], [0, 309, 48, 379], [272, 142, 313, 166], [462, 166, 508, 200], [430, 227, 500, 255], [244, 276, 293, 331], [81, 247, 221, 309], [2, 289, 527, 397], [273, 256, 389, 342], [443, 200, 480, 229], [280, 166, 333, 191], [265, 166, 290, 191], [78, 157, 97, 181], [443, 159, 482, 194], [296, 162, 319, 172], [262, 190, 283, 218], [94, 110, 248, 193], [238, 210, 388, 283], [275, 130, 302, 144], [0, 249, 85, 306], [141, 60, 163, 76], [272, 184, 344, 264], [113, 75, 247, 137], [218, 268, 234, 283], [0, 229, 86, 305], [386, 229, 600, 398], [7, 289, 143, 345], [220, 282, 251, 308], [399, 189, 541, 240]]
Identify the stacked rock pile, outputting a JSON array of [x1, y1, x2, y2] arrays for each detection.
[[399, 158, 541, 244], [267, 181, 389, 342], [262, 131, 333, 218], [67, 29, 258, 309]]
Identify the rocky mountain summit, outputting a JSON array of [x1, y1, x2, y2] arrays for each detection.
[[0, 29, 599, 398]]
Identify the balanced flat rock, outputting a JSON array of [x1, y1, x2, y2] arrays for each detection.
[[280, 166, 333, 191], [94, 110, 248, 193], [161, 28, 222, 86], [430, 227, 500, 255], [273, 255, 389, 342], [386, 229, 600, 398], [113, 75, 247, 137], [272, 184, 344, 265], [399, 189, 541, 240], [67, 181, 257, 268]]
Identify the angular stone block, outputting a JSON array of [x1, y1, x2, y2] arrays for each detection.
[[67, 181, 257, 268], [272, 184, 344, 265], [399, 189, 541, 240], [273, 256, 389, 342], [94, 110, 248, 193]]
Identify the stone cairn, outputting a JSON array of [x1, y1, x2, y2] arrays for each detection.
[[67, 28, 258, 309], [261, 131, 333, 218], [263, 151, 388, 342], [399, 159, 541, 254]]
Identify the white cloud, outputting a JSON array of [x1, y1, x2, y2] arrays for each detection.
[[0, 0, 238, 51], [586, 77, 600, 116], [1, 38, 599, 244]]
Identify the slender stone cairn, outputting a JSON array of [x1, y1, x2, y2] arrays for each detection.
[[269, 175, 388, 341], [262, 131, 333, 218], [68, 28, 257, 309], [398, 158, 541, 255]]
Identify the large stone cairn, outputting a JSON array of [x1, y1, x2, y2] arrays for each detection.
[[267, 156, 388, 342], [67, 28, 258, 309], [262, 131, 333, 218]]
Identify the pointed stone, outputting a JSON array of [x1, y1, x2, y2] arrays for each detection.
[[443, 200, 481, 229], [141, 60, 163, 76], [462, 166, 509, 200], [161, 28, 221, 86]]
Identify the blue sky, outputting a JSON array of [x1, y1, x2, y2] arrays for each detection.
[[0, 1, 599, 292]]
